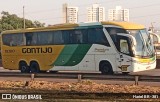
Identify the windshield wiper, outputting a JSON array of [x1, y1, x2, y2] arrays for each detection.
[[139, 31, 146, 57], [139, 30, 153, 57], [146, 34, 154, 55]]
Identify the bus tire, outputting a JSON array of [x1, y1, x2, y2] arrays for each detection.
[[30, 62, 40, 73], [100, 61, 113, 75], [19, 61, 30, 73]]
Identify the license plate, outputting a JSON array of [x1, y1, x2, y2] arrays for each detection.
[[121, 67, 127, 71]]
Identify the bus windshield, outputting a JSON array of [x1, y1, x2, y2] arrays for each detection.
[[128, 29, 155, 58]]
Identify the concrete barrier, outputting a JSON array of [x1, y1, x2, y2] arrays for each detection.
[[31, 74, 35, 81], [156, 59, 160, 69]]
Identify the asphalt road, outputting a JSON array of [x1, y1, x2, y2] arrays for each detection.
[[130, 69, 160, 76], [0, 66, 159, 86], [0, 66, 160, 75]]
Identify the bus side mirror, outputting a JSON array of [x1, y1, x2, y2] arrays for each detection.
[[150, 33, 160, 46], [129, 35, 137, 46]]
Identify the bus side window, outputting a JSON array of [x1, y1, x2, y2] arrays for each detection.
[[69, 30, 75, 44], [47, 33, 53, 44], [88, 29, 96, 44], [8, 35, 19, 46], [2, 34, 11, 46], [25, 33, 34, 46], [9, 35, 14, 46], [75, 30, 83, 43], [69, 30, 86, 44], [53, 31, 64, 44], [22, 33, 26, 45], [2, 34, 26, 46], [88, 28, 110, 46], [31, 33, 38, 45], [15, 34, 26, 46], [37, 31, 53, 45], [62, 30, 70, 44], [95, 28, 107, 44]]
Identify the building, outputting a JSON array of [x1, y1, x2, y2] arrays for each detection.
[[108, 6, 129, 21], [87, 4, 105, 22], [62, 3, 78, 23]]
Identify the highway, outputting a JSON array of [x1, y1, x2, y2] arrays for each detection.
[[0, 67, 160, 86], [0, 66, 160, 76]]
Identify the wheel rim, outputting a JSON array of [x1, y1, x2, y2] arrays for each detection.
[[19, 62, 30, 73], [100, 62, 113, 75], [21, 65, 27, 72], [102, 64, 109, 73], [31, 63, 39, 73]]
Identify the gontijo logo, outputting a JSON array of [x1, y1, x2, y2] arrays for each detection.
[[22, 47, 52, 53]]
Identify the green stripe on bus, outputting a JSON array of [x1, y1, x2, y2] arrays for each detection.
[[64, 44, 92, 66], [52, 45, 79, 66], [151, 56, 155, 61], [52, 44, 92, 66]]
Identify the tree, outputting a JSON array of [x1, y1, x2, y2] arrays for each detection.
[[34, 21, 45, 28], [0, 11, 45, 32]]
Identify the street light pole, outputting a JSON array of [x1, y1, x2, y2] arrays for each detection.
[[151, 22, 155, 33], [23, 6, 25, 29]]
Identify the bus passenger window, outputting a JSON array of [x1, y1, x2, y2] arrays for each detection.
[[96, 28, 110, 46], [62, 30, 70, 44], [75, 30, 83, 43], [31, 34, 38, 45], [48, 34, 53, 44], [9, 36, 14, 46], [2, 34, 25, 46], [15, 34, 25, 46], [53, 31, 64, 44], [25, 33, 32, 45], [11, 35, 18, 46], [88, 29, 96, 44]]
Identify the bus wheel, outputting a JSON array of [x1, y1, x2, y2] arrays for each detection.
[[100, 62, 113, 75], [19, 62, 30, 73], [30, 62, 40, 73]]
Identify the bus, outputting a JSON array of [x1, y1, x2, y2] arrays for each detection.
[[149, 31, 160, 68], [0, 21, 156, 74]]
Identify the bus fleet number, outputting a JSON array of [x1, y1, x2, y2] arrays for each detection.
[[5, 50, 15, 53]]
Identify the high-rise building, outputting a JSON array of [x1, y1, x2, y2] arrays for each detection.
[[63, 3, 78, 23], [87, 4, 105, 22], [108, 6, 129, 21]]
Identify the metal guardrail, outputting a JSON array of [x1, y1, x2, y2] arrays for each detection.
[[0, 72, 159, 85]]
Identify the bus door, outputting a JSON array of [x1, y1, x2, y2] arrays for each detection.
[[117, 34, 132, 72]]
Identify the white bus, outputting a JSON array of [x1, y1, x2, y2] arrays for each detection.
[[1, 21, 156, 74]]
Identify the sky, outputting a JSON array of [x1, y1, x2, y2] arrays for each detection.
[[0, 0, 160, 28]]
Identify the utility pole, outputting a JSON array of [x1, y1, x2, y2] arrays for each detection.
[[23, 6, 25, 29], [151, 22, 155, 33]]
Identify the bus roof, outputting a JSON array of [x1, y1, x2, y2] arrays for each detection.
[[101, 21, 145, 29], [1, 21, 145, 34], [1, 23, 79, 34]]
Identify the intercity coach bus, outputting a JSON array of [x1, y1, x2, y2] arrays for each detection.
[[149, 31, 160, 68], [0, 21, 156, 74]]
